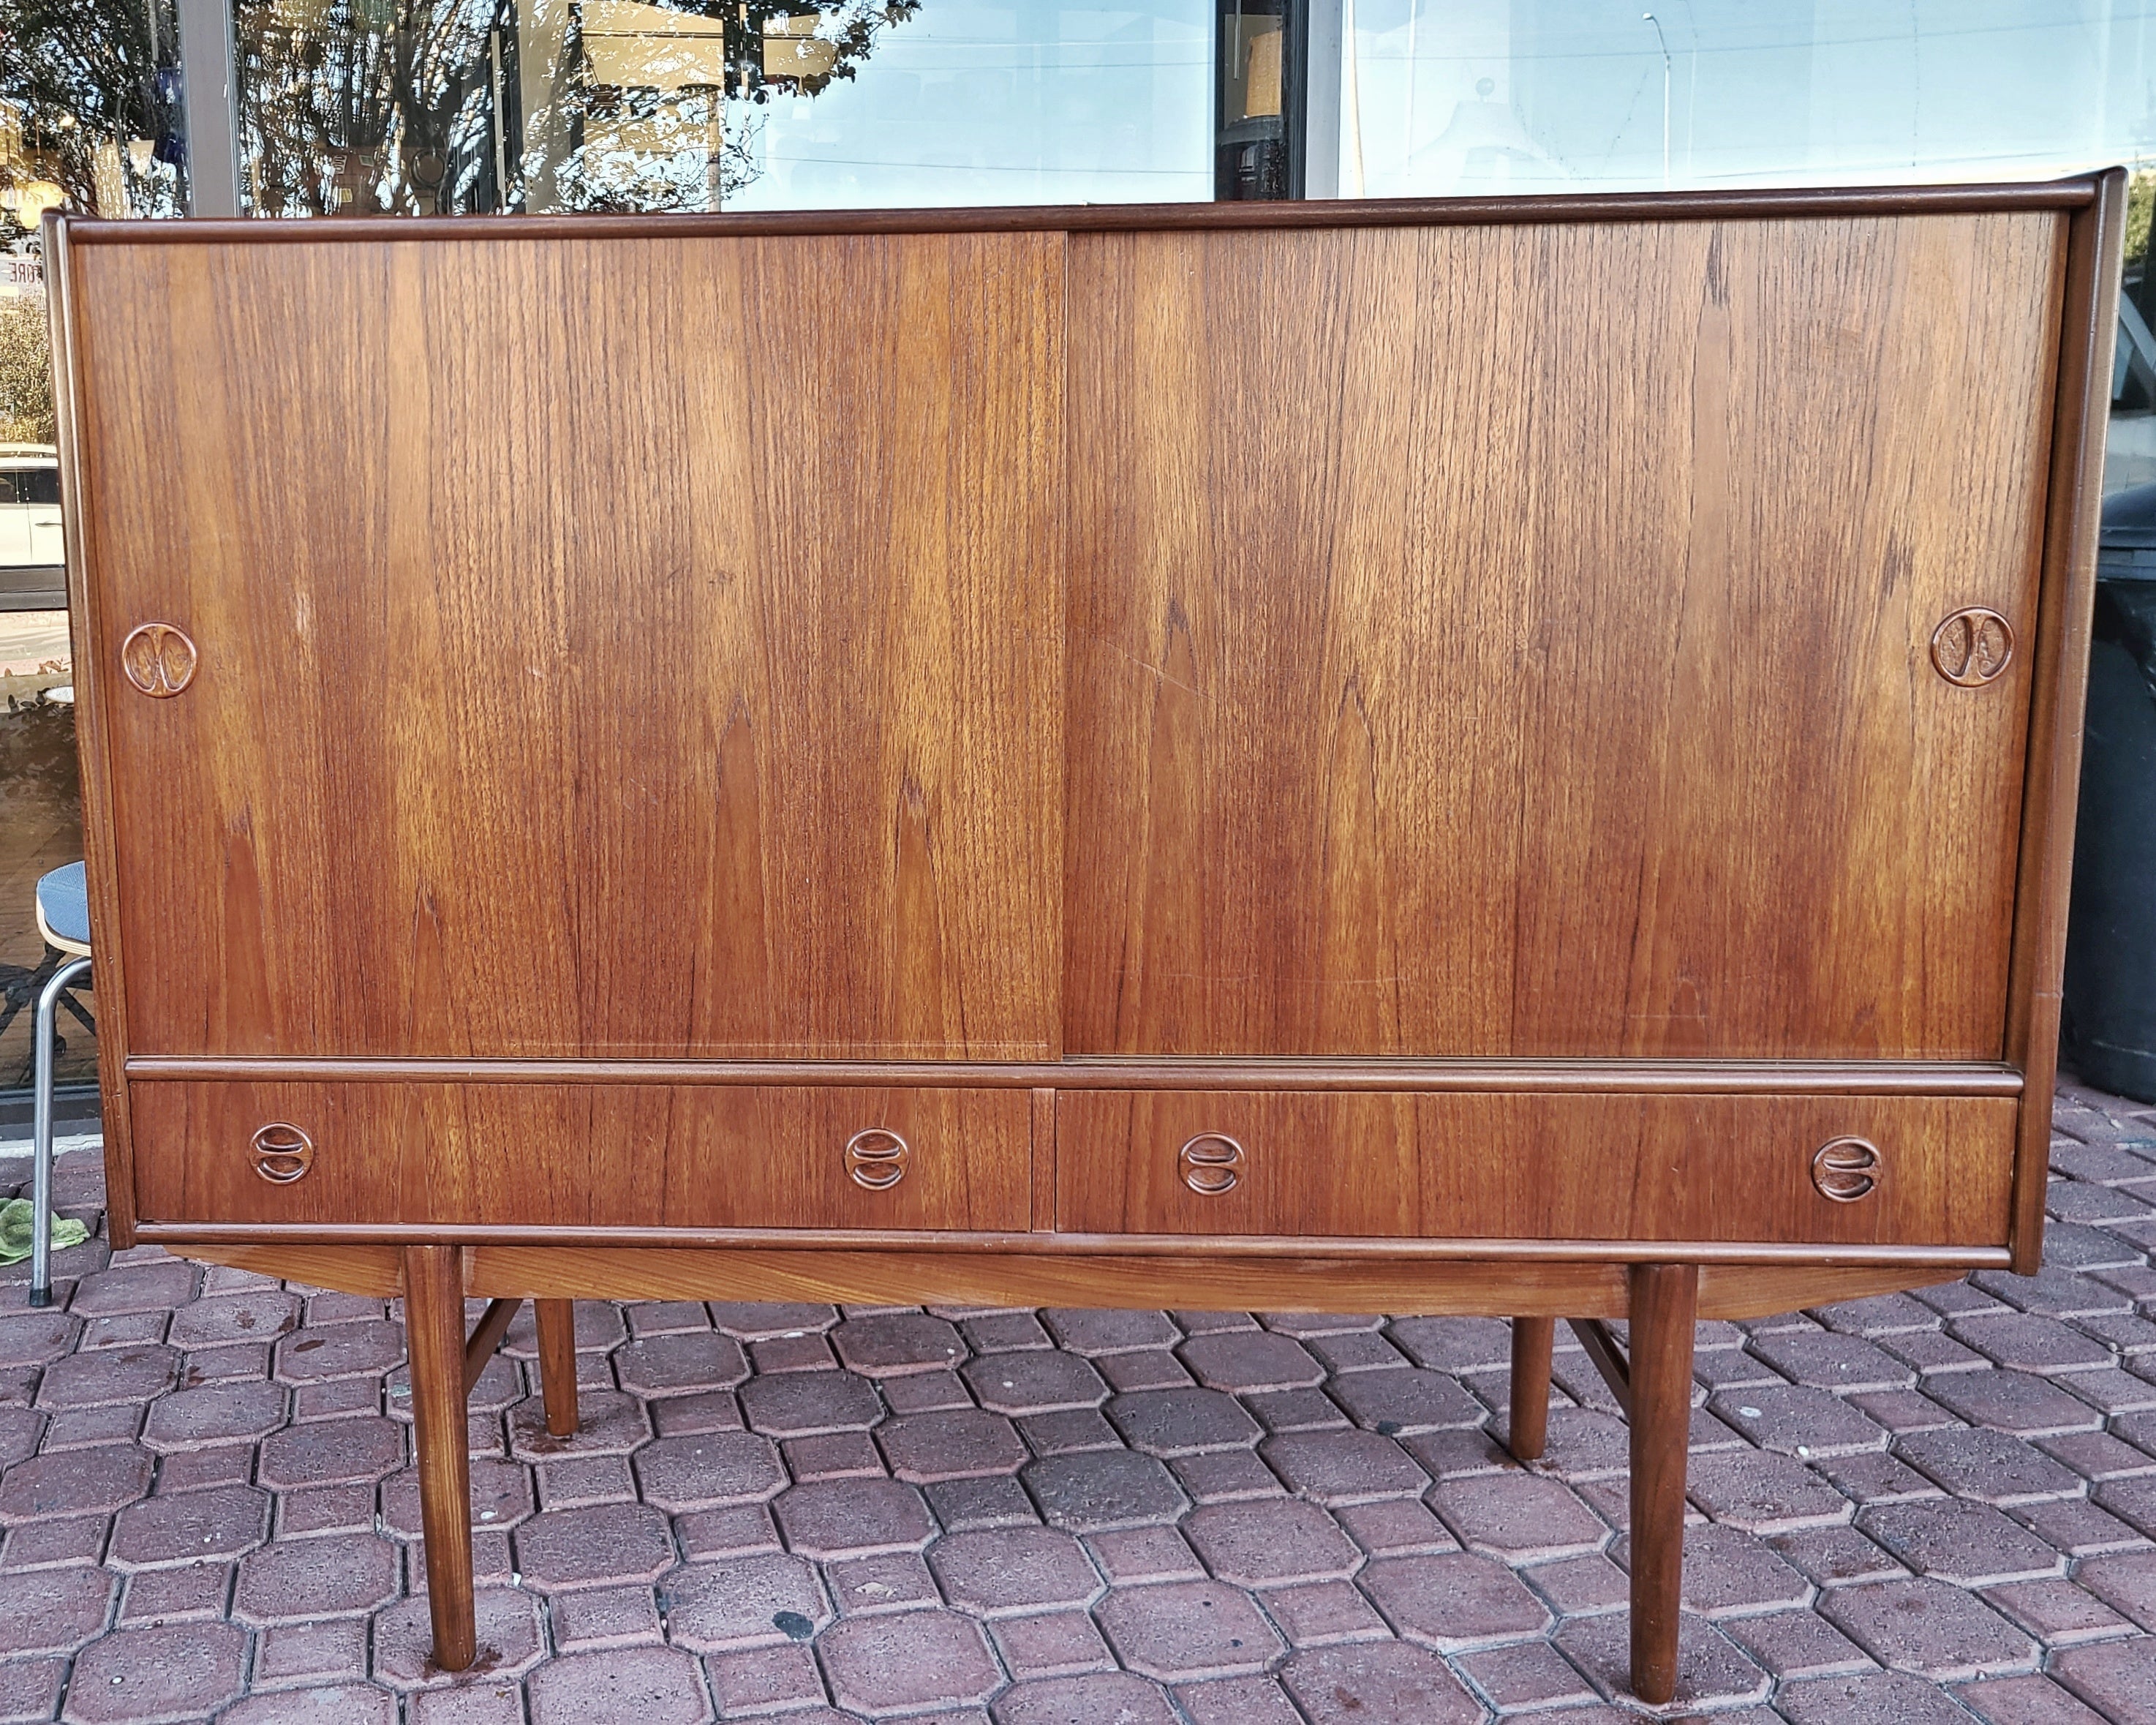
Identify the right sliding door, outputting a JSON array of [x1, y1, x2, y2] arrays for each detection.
[[1064, 214, 2066, 1061]]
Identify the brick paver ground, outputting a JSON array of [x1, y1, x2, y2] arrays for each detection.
[[4, 1078, 2156, 1721]]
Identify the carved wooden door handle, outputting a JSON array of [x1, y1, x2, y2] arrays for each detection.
[[1180, 1133, 1245, 1195], [119, 623, 197, 696], [845, 1127, 908, 1190], [1930, 609, 2013, 686], [252, 1122, 314, 1184], [1812, 1137, 1880, 1202]]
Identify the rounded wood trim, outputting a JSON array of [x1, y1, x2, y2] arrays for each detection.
[[124, 1055, 2027, 1097]]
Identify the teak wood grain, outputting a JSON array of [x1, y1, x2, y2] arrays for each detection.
[[69, 231, 1062, 1063], [1055, 1090, 2014, 1244], [1064, 215, 2063, 1060], [129, 1081, 1030, 1231]]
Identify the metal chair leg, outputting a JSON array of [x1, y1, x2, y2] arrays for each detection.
[[31, 956, 91, 1309]]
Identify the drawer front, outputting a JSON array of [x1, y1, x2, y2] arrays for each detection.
[[131, 1083, 1032, 1231], [1055, 1091, 2015, 1246]]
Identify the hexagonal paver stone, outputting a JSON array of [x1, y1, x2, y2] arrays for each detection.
[[1428, 1472, 1609, 1561], [1042, 1309, 1182, 1356], [110, 1484, 270, 1571], [509, 1389, 651, 1460], [515, 1501, 678, 1593], [256, 1416, 406, 1489], [818, 1609, 999, 1714], [274, 1320, 404, 1383], [614, 1332, 750, 1397], [1820, 1578, 2040, 1679], [832, 1313, 966, 1377], [1023, 1451, 1188, 1532], [1895, 1427, 2084, 1506], [1705, 1386, 1889, 1459], [930, 1527, 1104, 1617], [380, 1457, 535, 1538], [36, 1343, 178, 1410], [527, 1646, 714, 1725], [140, 1380, 287, 1454], [707, 1303, 838, 1339], [878, 1408, 1029, 1484], [1096, 1579, 1281, 1680], [1107, 1390, 1262, 1458], [1685, 1449, 1856, 1534], [991, 1672, 1177, 1724], [167, 1289, 301, 1350], [71, 1260, 199, 1318], [0, 1309, 79, 1366], [1857, 1498, 2066, 1587], [773, 1478, 935, 1558], [0, 1566, 114, 1656], [660, 1555, 830, 1653], [1327, 1369, 1485, 1436], [1659, 1522, 1811, 1617], [1281, 1641, 1483, 1725], [1180, 1331, 1324, 1392], [1184, 1497, 1362, 1588], [738, 1370, 881, 1438], [1260, 1432, 1428, 1505], [1554, 1615, 1771, 1709], [633, 1432, 785, 1511], [217, 1689, 396, 1725], [0, 1444, 153, 1521], [963, 1351, 1108, 1415], [372, 1587, 546, 1689], [64, 1622, 247, 1724], [1384, 1318, 1515, 1375], [1776, 1670, 1977, 1725], [233, 1531, 401, 1624], [1357, 1552, 1552, 1652], [2056, 1636, 2156, 1722]]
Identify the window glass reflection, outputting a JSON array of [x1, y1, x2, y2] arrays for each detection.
[[236, 1, 1211, 214], [1339, 1, 2150, 198]]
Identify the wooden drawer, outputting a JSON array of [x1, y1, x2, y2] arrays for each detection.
[[130, 1083, 1033, 1231], [1055, 1091, 2016, 1247]]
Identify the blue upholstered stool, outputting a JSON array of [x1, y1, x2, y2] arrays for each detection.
[[29, 863, 91, 1308]]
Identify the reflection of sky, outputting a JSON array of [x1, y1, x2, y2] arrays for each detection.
[[719, 0, 2155, 210], [1343, 0, 2156, 195], [730, 3, 1212, 208]]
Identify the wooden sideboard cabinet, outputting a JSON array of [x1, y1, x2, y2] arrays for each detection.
[[45, 172, 2123, 1704]]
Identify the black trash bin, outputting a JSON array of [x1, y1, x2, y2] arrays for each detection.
[[2064, 481, 2156, 1102]]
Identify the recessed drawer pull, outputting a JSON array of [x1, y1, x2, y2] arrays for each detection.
[[1812, 1136, 1880, 1203], [252, 1122, 314, 1184], [845, 1127, 909, 1191], [1179, 1132, 1245, 1195]]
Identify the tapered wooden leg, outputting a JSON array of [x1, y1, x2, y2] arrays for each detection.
[[1508, 1317, 1555, 1461], [535, 1299, 581, 1437], [1627, 1263, 1699, 1707], [404, 1245, 476, 1673]]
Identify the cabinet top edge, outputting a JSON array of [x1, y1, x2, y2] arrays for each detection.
[[50, 174, 2105, 249], [124, 1056, 2027, 1097]]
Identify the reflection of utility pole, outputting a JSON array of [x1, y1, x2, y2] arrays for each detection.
[[1643, 11, 1670, 189]]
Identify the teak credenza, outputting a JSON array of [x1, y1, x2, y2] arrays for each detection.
[[47, 173, 2122, 1703]]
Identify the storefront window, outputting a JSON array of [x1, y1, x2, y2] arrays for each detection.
[[235, 1, 1213, 214]]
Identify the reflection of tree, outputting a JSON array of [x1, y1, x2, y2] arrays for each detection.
[[238, 0, 505, 214], [0, 0, 187, 229], [0, 296, 53, 444], [237, 0, 919, 217]]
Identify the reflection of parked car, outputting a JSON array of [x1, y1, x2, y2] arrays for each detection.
[[0, 446, 64, 611]]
